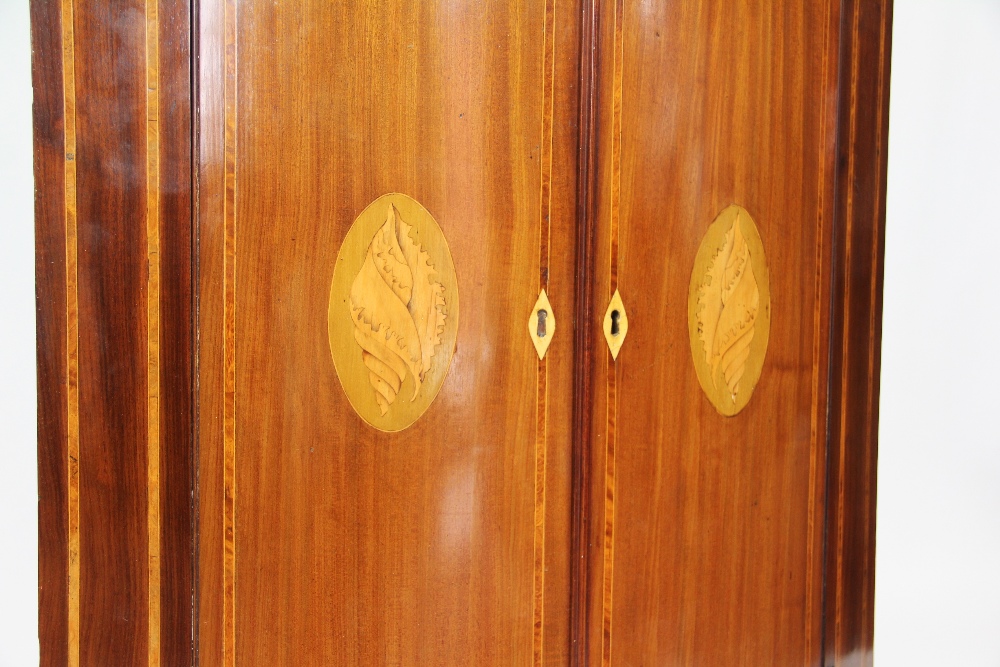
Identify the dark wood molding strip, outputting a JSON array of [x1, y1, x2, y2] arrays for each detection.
[[156, 0, 196, 663], [824, 0, 893, 664], [571, 1, 600, 664], [33, 0, 70, 662], [805, 1, 841, 663]]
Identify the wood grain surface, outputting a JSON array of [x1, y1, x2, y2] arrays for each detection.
[[33, 0, 195, 664], [196, 0, 581, 664], [585, 1, 843, 665], [32, 0, 69, 662], [825, 1, 893, 665], [33, 0, 891, 664], [153, 0, 196, 664]]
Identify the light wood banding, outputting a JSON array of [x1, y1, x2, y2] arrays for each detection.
[[601, 1, 625, 665], [533, 0, 557, 664], [222, 0, 238, 664], [145, 0, 162, 662], [59, 0, 79, 663]]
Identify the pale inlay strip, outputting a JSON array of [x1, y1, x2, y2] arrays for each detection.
[[145, 0, 162, 663], [533, 1, 557, 664], [601, 1, 625, 665], [223, 0, 239, 664], [60, 0, 79, 664]]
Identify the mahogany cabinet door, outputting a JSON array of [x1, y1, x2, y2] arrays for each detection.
[[194, 0, 582, 665], [33, 0, 889, 665], [580, 1, 890, 666]]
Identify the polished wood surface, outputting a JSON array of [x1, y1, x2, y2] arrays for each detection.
[[825, 1, 893, 665], [32, 0, 194, 664], [32, 0, 70, 662], [32, 0, 890, 664], [196, 0, 581, 664], [585, 1, 841, 665]]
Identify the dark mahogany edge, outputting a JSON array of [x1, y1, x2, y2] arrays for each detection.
[[31, 0, 198, 663], [570, 1, 601, 666], [822, 0, 893, 665], [31, 1, 69, 664], [159, 0, 198, 664]]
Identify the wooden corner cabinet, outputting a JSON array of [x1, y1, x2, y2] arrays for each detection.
[[32, 0, 891, 665]]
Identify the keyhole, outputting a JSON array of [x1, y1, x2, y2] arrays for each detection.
[[536, 309, 548, 338], [610, 310, 621, 336]]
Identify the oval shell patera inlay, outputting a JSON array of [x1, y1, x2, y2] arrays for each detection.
[[328, 193, 459, 431], [688, 204, 771, 416]]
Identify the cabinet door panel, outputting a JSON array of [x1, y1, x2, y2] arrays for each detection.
[[587, 1, 841, 665], [196, 1, 581, 664]]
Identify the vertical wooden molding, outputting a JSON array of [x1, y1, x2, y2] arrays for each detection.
[[145, 0, 162, 664], [862, 4, 890, 658], [222, 0, 238, 663], [59, 0, 79, 664], [834, 1, 863, 658], [600, 1, 624, 666], [533, 1, 556, 664], [825, 0, 891, 664], [805, 0, 838, 663], [571, 2, 600, 663]]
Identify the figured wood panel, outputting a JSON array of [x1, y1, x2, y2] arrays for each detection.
[[32, 0, 194, 663], [586, 1, 840, 665], [73, 0, 150, 661], [32, 0, 70, 662], [197, 1, 581, 664]]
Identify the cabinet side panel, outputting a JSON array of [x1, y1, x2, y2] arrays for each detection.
[[32, 0, 69, 663], [33, 0, 197, 662], [587, 1, 841, 665], [195, 1, 582, 664], [824, 1, 893, 666]]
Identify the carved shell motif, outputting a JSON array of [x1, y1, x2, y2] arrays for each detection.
[[688, 205, 770, 416], [349, 204, 447, 415], [697, 211, 760, 402]]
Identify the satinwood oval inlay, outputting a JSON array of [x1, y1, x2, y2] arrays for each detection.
[[328, 193, 459, 431], [688, 204, 771, 416]]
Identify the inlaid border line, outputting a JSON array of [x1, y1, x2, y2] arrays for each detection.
[[533, 0, 557, 664], [222, 0, 238, 663], [145, 0, 162, 663], [805, 0, 837, 661], [60, 0, 80, 663], [601, 1, 625, 665]]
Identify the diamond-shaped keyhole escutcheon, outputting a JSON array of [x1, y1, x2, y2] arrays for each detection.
[[529, 289, 556, 360], [603, 289, 628, 360]]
